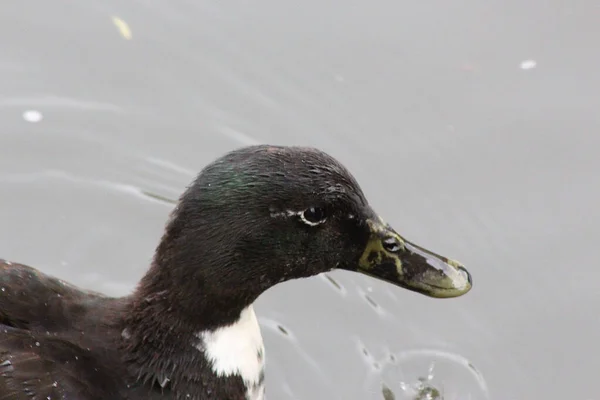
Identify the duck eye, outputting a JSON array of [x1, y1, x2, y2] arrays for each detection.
[[300, 207, 327, 226]]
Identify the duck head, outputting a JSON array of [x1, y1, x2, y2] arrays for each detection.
[[143, 145, 471, 327]]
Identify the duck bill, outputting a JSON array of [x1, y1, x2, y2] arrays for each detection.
[[356, 218, 472, 298]]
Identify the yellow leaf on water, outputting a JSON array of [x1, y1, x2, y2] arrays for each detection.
[[112, 16, 132, 40]]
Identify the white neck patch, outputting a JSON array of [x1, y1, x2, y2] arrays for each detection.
[[197, 306, 265, 400]]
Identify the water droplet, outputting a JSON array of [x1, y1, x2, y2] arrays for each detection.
[[382, 384, 396, 400], [365, 294, 379, 309], [323, 273, 344, 292], [159, 376, 170, 388], [277, 325, 289, 335]]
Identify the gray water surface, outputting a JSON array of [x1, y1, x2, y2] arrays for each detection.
[[1, 1, 599, 399]]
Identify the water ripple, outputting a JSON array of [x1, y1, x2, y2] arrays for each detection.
[[0, 95, 124, 112], [367, 348, 490, 400], [0, 170, 173, 207]]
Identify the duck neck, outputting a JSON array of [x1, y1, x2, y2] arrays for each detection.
[[130, 260, 254, 331], [121, 258, 266, 399]]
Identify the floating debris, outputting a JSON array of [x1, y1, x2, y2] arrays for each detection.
[[520, 59, 537, 70], [112, 16, 132, 40], [22, 110, 43, 123]]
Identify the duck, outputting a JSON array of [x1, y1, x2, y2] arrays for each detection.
[[0, 145, 472, 400]]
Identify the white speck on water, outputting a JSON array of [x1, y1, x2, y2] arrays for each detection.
[[52, 381, 58, 387], [22, 110, 43, 123], [1, 288, 5, 292], [520, 59, 537, 70], [35, 342, 40, 347]]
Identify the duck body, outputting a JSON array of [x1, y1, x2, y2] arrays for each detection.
[[0, 260, 261, 400], [0, 145, 472, 399]]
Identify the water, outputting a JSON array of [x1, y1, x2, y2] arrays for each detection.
[[1, 1, 599, 399]]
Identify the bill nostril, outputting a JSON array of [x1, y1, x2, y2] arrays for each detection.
[[457, 266, 472, 285], [382, 237, 402, 253]]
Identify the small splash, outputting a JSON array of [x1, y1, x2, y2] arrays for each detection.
[[398, 363, 442, 400], [369, 349, 490, 400]]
